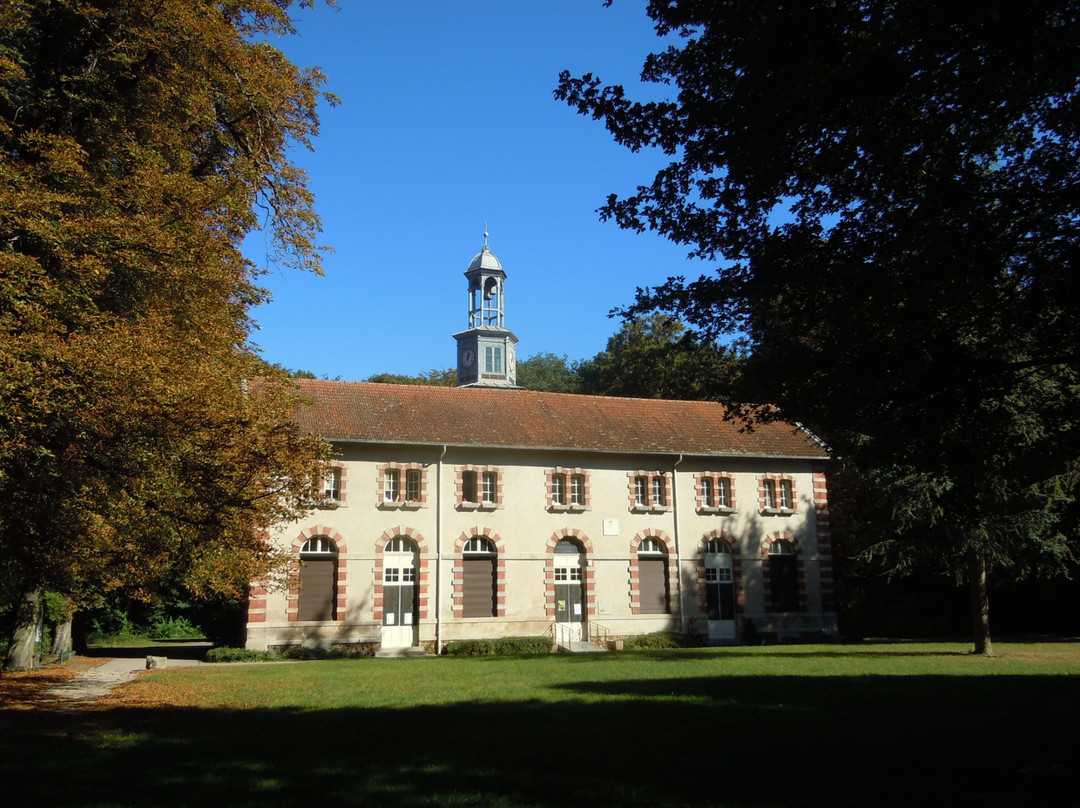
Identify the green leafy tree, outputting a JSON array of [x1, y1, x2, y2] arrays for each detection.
[[367, 368, 458, 387], [0, 0, 334, 669], [516, 352, 582, 393], [577, 314, 742, 401], [557, 0, 1080, 653]]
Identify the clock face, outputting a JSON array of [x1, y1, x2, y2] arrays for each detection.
[[462, 348, 476, 368]]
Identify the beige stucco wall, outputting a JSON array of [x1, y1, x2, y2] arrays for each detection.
[[245, 443, 836, 651]]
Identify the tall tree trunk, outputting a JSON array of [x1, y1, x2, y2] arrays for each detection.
[[969, 553, 994, 656], [3, 590, 43, 671], [51, 605, 74, 656], [50, 616, 73, 656]]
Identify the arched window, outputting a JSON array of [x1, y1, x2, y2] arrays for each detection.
[[768, 539, 798, 612], [637, 538, 670, 614], [462, 537, 497, 618], [298, 537, 338, 621]]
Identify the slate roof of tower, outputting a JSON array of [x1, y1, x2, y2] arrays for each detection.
[[293, 380, 829, 459]]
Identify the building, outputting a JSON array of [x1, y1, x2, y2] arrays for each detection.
[[245, 240, 837, 653]]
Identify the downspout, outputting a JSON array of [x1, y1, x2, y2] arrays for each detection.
[[435, 444, 447, 655], [672, 453, 685, 632]]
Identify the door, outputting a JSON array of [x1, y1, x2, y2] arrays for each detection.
[[554, 540, 585, 645], [381, 542, 418, 647], [705, 550, 736, 641]]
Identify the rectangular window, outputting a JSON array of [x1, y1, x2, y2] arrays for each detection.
[[405, 469, 422, 502], [570, 474, 585, 506], [481, 471, 497, 503], [384, 469, 400, 502], [485, 345, 503, 373], [763, 479, 777, 509], [718, 477, 732, 509], [652, 476, 666, 507], [551, 473, 566, 505], [323, 468, 340, 501], [701, 477, 715, 508], [462, 470, 478, 503], [779, 479, 794, 509], [635, 476, 648, 506]]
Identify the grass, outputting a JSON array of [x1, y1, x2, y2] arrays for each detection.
[[2, 642, 1078, 807]]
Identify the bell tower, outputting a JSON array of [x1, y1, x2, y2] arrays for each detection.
[[454, 232, 519, 387]]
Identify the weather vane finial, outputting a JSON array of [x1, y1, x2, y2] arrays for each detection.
[[483, 224, 489, 247]]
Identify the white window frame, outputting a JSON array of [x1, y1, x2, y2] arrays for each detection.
[[551, 473, 566, 505], [384, 468, 400, 502], [570, 474, 585, 506], [405, 469, 422, 503]]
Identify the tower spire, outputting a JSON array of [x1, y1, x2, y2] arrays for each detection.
[[454, 236, 519, 388]]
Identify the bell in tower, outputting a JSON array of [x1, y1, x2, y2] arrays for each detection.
[[454, 232, 519, 388]]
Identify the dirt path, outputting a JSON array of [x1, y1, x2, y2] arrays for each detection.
[[1, 643, 209, 712]]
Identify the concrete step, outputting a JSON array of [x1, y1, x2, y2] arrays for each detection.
[[566, 641, 606, 654], [375, 646, 432, 659]]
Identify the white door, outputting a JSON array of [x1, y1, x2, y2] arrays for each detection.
[[554, 541, 585, 646], [381, 546, 417, 648], [705, 551, 737, 641]]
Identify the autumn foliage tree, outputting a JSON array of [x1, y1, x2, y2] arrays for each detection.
[[558, 0, 1080, 653], [0, 0, 335, 668]]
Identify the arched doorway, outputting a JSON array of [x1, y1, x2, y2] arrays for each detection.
[[553, 539, 586, 646], [381, 537, 419, 647], [461, 536, 498, 618], [298, 536, 339, 621], [704, 538, 736, 641], [768, 538, 799, 612]]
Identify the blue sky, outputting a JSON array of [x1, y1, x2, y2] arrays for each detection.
[[248, 1, 709, 381]]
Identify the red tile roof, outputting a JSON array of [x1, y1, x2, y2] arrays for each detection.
[[293, 380, 829, 460]]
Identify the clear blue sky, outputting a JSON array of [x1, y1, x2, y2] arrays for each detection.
[[248, 0, 708, 381]]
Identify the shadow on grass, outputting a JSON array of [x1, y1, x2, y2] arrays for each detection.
[[2, 674, 1076, 807]]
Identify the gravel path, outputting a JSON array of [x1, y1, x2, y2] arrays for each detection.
[[44, 647, 205, 709]]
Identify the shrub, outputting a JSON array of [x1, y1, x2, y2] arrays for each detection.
[[493, 636, 552, 655], [149, 616, 205, 641], [622, 631, 693, 650], [280, 646, 329, 660], [444, 636, 551, 656], [205, 647, 279, 663]]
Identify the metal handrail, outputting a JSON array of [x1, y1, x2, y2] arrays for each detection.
[[587, 621, 612, 647]]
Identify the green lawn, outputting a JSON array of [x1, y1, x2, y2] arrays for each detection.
[[4, 642, 1078, 807]]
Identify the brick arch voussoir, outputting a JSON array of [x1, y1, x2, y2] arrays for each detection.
[[631, 528, 673, 555], [761, 530, 798, 557], [377, 525, 429, 554], [697, 529, 733, 555], [455, 527, 504, 554], [546, 527, 594, 555], [293, 525, 347, 555]]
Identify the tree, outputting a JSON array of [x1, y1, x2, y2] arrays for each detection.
[[516, 352, 582, 393], [0, 0, 334, 669], [367, 368, 458, 386], [557, 0, 1080, 653], [577, 314, 741, 400]]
